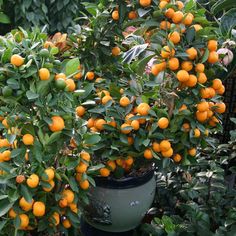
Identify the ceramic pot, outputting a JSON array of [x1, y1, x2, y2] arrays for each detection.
[[82, 169, 156, 232]]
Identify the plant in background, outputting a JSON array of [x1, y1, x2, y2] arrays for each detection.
[[138, 119, 236, 235]]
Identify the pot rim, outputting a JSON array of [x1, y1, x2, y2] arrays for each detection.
[[93, 166, 155, 189]]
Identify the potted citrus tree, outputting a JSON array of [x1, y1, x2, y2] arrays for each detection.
[[65, 0, 226, 233]]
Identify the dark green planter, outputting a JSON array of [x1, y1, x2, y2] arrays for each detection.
[[82, 169, 156, 232]]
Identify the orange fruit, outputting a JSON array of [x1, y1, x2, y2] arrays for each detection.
[[50, 212, 60, 226], [62, 189, 74, 204], [162, 148, 173, 158], [76, 106, 85, 117], [26, 174, 39, 188], [128, 11, 138, 20], [9, 208, 17, 218], [42, 180, 55, 192], [49, 116, 65, 132], [160, 21, 171, 30], [33, 201, 45, 217], [185, 74, 197, 87], [207, 40, 218, 51], [176, 70, 189, 82], [62, 219, 71, 228], [11, 54, 24, 67], [207, 109, 214, 118], [160, 140, 171, 152], [79, 179, 90, 190], [165, 8, 175, 19], [87, 118, 95, 128], [200, 88, 210, 99], [197, 72, 207, 84], [39, 68, 50, 81], [86, 71, 95, 80], [208, 87, 216, 98], [151, 62, 166, 76], [188, 148, 196, 156], [172, 11, 184, 24], [161, 46, 175, 58], [157, 117, 169, 129], [212, 79, 222, 90], [176, 1, 184, 9], [173, 154, 182, 162], [125, 156, 134, 166], [116, 158, 124, 166], [102, 95, 113, 105], [22, 134, 34, 145], [112, 10, 119, 20], [207, 51, 219, 64], [144, 148, 153, 159], [131, 120, 140, 130], [107, 119, 117, 128], [120, 96, 130, 107], [42, 168, 55, 182], [0, 138, 10, 148], [182, 123, 190, 132], [127, 136, 134, 145], [168, 31, 181, 44], [2, 150, 11, 161], [152, 142, 161, 152], [139, 0, 152, 7], [2, 119, 9, 128], [19, 197, 34, 211], [194, 128, 201, 138], [195, 63, 205, 73], [196, 111, 207, 122], [181, 61, 193, 71], [55, 73, 66, 80], [112, 46, 121, 56], [81, 151, 91, 162], [59, 198, 68, 208], [179, 104, 187, 112], [168, 57, 179, 70], [215, 102, 226, 113], [197, 101, 209, 112], [121, 123, 132, 134], [183, 13, 194, 25], [107, 160, 116, 171], [137, 103, 150, 116], [76, 162, 88, 173], [192, 24, 203, 31], [16, 175, 25, 184], [65, 79, 76, 91], [216, 85, 225, 95], [94, 119, 106, 130], [186, 47, 198, 60], [74, 72, 83, 80], [100, 168, 110, 177], [19, 214, 29, 229], [159, 1, 168, 9]]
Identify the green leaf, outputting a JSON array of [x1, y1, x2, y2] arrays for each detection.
[[0, 220, 7, 231], [201, 49, 210, 63], [123, 44, 148, 64], [212, 0, 236, 15], [20, 185, 32, 203], [0, 199, 14, 217], [68, 176, 79, 193], [46, 132, 61, 145], [65, 58, 80, 76], [84, 134, 101, 145], [26, 90, 39, 100], [0, 12, 10, 24], [220, 8, 236, 36]]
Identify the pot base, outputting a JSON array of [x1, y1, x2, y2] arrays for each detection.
[[81, 217, 134, 236]]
